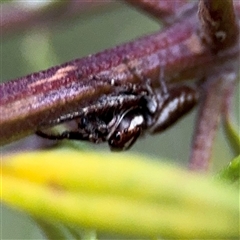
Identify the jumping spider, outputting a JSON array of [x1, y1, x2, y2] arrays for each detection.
[[36, 69, 198, 151]]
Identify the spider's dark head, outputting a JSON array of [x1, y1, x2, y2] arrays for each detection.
[[108, 109, 145, 151]]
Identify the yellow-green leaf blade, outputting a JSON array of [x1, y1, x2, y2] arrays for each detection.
[[1, 150, 239, 238]]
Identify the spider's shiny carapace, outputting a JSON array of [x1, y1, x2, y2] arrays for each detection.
[[36, 73, 198, 151]]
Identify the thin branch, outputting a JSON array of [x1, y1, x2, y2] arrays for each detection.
[[187, 0, 240, 171], [124, 0, 194, 24], [1, 1, 114, 38], [189, 72, 236, 172], [198, 0, 239, 50]]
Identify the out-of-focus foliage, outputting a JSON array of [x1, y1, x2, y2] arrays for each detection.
[[1, 150, 239, 239], [218, 155, 240, 184]]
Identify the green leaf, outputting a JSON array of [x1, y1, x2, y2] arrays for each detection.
[[223, 113, 240, 155], [1, 150, 239, 238], [217, 155, 240, 184]]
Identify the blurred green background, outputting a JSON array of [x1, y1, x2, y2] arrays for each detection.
[[1, 1, 239, 239]]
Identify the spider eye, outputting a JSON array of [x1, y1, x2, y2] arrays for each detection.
[[114, 132, 122, 142], [109, 132, 122, 146], [108, 109, 144, 151]]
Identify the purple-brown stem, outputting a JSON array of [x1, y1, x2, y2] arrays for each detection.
[[189, 71, 237, 171], [0, 7, 202, 145], [0, 0, 239, 172], [188, 0, 239, 171], [124, 0, 190, 24], [198, 0, 238, 50]]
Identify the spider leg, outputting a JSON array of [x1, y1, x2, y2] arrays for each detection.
[[47, 111, 84, 126], [43, 94, 144, 128], [36, 129, 89, 141], [149, 86, 198, 133]]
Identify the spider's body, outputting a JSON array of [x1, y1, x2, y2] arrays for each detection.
[[37, 75, 198, 151]]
